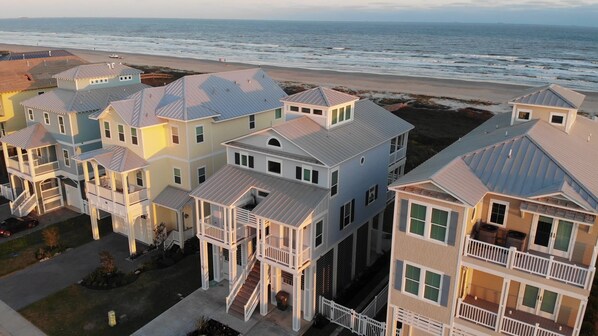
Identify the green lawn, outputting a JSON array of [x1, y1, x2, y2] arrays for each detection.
[[20, 255, 201, 336], [0, 215, 111, 277]]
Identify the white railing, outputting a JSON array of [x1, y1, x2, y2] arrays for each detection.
[[389, 147, 407, 166], [6, 156, 20, 170], [41, 186, 60, 199], [320, 296, 386, 336], [300, 247, 311, 267], [361, 285, 388, 319], [244, 282, 260, 321], [500, 316, 565, 336], [202, 221, 226, 242], [128, 188, 148, 204], [10, 190, 29, 214], [264, 243, 291, 265], [261, 236, 310, 269], [394, 306, 444, 335], [464, 235, 591, 288], [0, 183, 14, 201], [15, 193, 37, 217], [226, 252, 257, 313], [34, 161, 59, 174], [236, 207, 258, 226], [456, 298, 497, 330]]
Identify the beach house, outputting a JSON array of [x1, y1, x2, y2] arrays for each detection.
[[386, 84, 597, 336], [191, 87, 413, 331], [0, 62, 147, 216], [74, 68, 287, 256]]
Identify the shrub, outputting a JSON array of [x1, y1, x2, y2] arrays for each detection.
[[99, 251, 116, 274], [42, 227, 60, 249]]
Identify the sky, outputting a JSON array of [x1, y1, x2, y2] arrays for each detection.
[[2, 0, 598, 27]]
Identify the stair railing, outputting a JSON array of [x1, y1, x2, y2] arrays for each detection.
[[226, 250, 258, 313]]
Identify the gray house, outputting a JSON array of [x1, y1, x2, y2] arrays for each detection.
[[191, 87, 413, 331], [1, 63, 148, 216]]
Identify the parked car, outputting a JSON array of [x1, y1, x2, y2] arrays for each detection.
[[0, 216, 39, 237]]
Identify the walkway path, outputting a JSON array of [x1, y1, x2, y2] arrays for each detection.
[[0, 299, 46, 336]]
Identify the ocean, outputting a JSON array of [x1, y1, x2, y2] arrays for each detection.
[[0, 18, 597, 91]]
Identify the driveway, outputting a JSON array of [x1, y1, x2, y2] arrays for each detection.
[[0, 233, 150, 310], [0, 205, 81, 244]]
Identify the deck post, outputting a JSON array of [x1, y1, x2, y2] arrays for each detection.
[[496, 278, 510, 332], [90, 206, 100, 240], [292, 273, 302, 331], [260, 262, 269, 316], [304, 264, 315, 321], [199, 239, 210, 290]]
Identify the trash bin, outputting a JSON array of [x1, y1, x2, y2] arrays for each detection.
[[506, 230, 527, 252], [478, 224, 498, 244], [276, 291, 289, 311]]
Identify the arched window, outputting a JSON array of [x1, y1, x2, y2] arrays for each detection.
[[267, 138, 281, 147]]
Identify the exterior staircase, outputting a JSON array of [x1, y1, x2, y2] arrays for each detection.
[[229, 260, 261, 320], [10, 190, 37, 217]]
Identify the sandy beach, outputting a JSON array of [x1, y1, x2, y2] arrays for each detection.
[[2, 43, 597, 112]]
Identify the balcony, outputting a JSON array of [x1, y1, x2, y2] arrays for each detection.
[[198, 215, 248, 245], [456, 296, 572, 336], [259, 235, 310, 270], [7, 155, 59, 177], [235, 207, 258, 227], [463, 235, 594, 289], [86, 177, 148, 217]]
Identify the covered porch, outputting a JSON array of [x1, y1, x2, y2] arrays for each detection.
[[153, 186, 196, 250]]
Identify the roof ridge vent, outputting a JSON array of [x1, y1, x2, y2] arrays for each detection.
[[508, 149, 512, 159], [588, 133, 592, 142]]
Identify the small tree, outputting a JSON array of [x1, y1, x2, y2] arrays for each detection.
[[42, 227, 60, 250], [99, 251, 116, 274]]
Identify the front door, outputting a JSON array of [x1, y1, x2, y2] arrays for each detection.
[[530, 215, 575, 258], [518, 284, 558, 319]]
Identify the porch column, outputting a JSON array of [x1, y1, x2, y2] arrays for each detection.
[[303, 264, 316, 321], [1, 143, 8, 167], [26, 151, 35, 179], [213, 245, 222, 282], [177, 210, 184, 248], [91, 162, 100, 186], [90, 205, 100, 240], [122, 172, 136, 256], [82, 162, 90, 182], [272, 268, 282, 304], [199, 239, 210, 290], [292, 273, 302, 331], [197, 199, 203, 238], [573, 300, 587, 336], [260, 261, 269, 315], [229, 246, 238, 283], [16, 148, 24, 173], [496, 278, 511, 332]]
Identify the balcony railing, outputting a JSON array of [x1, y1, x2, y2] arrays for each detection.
[[235, 207, 258, 226], [456, 298, 497, 330], [199, 216, 247, 245], [7, 156, 58, 176], [87, 179, 148, 206], [41, 186, 60, 199], [463, 235, 594, 289], [260, 235, 310, 270], [35, 161, 59, 174]]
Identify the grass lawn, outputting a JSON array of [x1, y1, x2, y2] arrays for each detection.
[[0, 215, 112, 277], [20, 255, 201, 336]]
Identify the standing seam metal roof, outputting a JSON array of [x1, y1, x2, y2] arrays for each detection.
[[73, 145, 148, 173], [53, 63, 143, 81], [0, 123, 57, 149], [510, 84, 585, 109], [280, 87, 359, 107], [153, 186, 192, 211]]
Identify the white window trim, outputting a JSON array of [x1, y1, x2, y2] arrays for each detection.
[[340, 200, 353, 230], [239, 151, 251, 168], [314, 218, 324, 248], [302, 165, 313, 182], [130, 127, 138, 145], [487, 199, 509, 227], [62, 149, 70, 167], [58, 116, 66, 134], [402, 261, 444, 306], [27, 109, 34, 121], [195, 125, 204, 144], [171, 126, 180, 145], [330, 169, 339, 197], [249, 114, 256, 129], [173, 167, 182, 185], [197, 166, 206, 184], [549, 112, 566, 126], [266, 157, 282, 175], [117, 124, 126, 143], [266, 136, 282, 149], [43, 112, 50, 125], [406, 200, 451, 245], [366, 184, 378, 205], [103, 121, 111, 138], [516, 108, 533, 121]]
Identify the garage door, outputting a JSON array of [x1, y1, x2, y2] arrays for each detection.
[[65, 184, 82, 212]]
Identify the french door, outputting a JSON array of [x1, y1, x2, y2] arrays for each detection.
[[518, 284, 559, 320], [530, 215, 575, 258]]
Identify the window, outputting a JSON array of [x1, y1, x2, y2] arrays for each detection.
[[267, 138, 281, 147], [104, 121, 111, 138], [118, 124, 125, 142], [331, 105, 353, 125], [408, 202, 450, 243], [403, 263, 443, 304], [90, 78, 109, 85], [257, 190, 269, 197], [301, 107, 310, 114], [234, 152, 254, 168], [173, 168, 181, 184], [517, 110, 531, 121], [390, 134, 405, 154], [315, 220, 323, 247], [365, 185, 378, 205], [313, 109, 323, 115], [198, 167, 206, 184], [296, 166, 319, 184], [131, 127, 138, 145], [27, 109, 34, 121], [119, 75, 133, 81], [43, 112, 50, 125], [38, 91, 44, 95], [346, 105, 352, 119], [267, 159, 281, 175], [249, 115, 255, 129], [58, 116, 66, 134], [290, 106, 299, 112], [340, 199, 355, 230], [488, 200, 508, 226], [62, 149, 70, 167], [550, 113, 565, 125], [339, 107, 345, 122], [332, 109, 338, 124], [275, 108, 282, 119], [331, 170, 338, 196], [195, 126, 204, 143], [136, 171, 143, 186], [171, 126, 179, 144]]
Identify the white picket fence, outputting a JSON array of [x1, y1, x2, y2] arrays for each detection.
[[319, 293, 387, 336]]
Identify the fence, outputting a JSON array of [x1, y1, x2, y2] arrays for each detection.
[[319, 292, 387, 336]]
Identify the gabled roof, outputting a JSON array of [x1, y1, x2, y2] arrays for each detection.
[[21, 83, 149, 115], [98, 68, 286, 127], [0, 123, 56, 149], [0, 54, 87, 94], [510, 84, 585, 109], [392, 112, 598, 211], [73, 145, 147, 173], [268, 99, 413, 167], [53, 63, 143, 81], [280, 87, 358, 107], [190, 165, 328, 227], [153, 186, 192, 211]]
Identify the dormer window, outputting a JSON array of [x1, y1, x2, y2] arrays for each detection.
[[267, 138, 281, 148], [331, 104, 353, 126], [119, 75, 133, 81], [90, 78, 109, 85], [301, 107, 310, 113], [517, 110, 531, 121], [313, 109, 323, 115], [290, 106, 299, 112], [550, 113, 565, 125]]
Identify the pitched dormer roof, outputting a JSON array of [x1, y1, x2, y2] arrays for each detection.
[[281, 87, 358, 107], [53, 63, 142, 81], [510, 84, 585, 109], [0, 123, 57, 149]]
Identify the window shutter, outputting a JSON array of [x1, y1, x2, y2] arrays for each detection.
[[399, 199, 408, 232], [374, 185, 378, 198], [440, 275, 451, 307], [339, 206, 344, 230], [447, 211, 459, 246], [312, 170, 319, 184], [296, 166, 302, 180], [234, 153, 240, 165], [350, 199, 355, 223], [365, 190, 369, 206], [394, 260, 403, 291], [249, 156, 254, 168]]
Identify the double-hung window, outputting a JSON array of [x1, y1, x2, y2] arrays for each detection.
[[173, 168, 181, 185], [249, 115, 255, 129], [62, 149, 70, 167], [365, 185, 378, 205], [118, 124, 125, 142], [136, 171, 143, 187], [58, 116, 66, 134], [488, 200, 508, 226], [403, 263, 443, 304], [198, 167, 206, 184], [43, 112, 50, 125], [131, 128, 138, 145], [171, 126, 179, 144], [408, 202, 450, 243], [104, 121, 111, 138], [27, 109, 34, 121], [330, 170, 339, 196], [340, 199, 355, 230], [195, 125, 204, 143], [314, 220, 323, 247], [234, 152, 254, 168]]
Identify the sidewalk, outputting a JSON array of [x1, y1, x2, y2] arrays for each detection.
[[0, 299, 46, 336]]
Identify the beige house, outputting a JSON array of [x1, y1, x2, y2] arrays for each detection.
[[386, 84, 597, 336], [75, 68, 287, 255]]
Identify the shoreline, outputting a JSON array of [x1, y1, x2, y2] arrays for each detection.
[[2, 43, 597, 112]]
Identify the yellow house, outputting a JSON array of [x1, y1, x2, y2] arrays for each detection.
[[386, 85, 596, 336], [75, 68, 287, 255]]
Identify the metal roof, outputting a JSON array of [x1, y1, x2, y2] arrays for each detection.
[[99, 68, 287, 127], [190, 165, 328, 227], [53, 63, 143, 81], [281, 87, 358, 107], [21, 83, 149, 115], [510, 84, 585, 109], [269, 99, 414, 167], [0, 50, 74, 61], [153, 186, 192, 211], [73, 145, 148, 173], [393, 112, 598, 211], [0, 123, 56, 149]]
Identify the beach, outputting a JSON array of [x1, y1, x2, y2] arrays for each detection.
[[2, 42, 597, 113]]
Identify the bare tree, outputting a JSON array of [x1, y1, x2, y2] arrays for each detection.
[[42, 227, 60, 249], [99, 251, 116, 274]]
